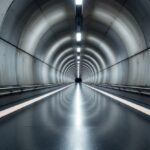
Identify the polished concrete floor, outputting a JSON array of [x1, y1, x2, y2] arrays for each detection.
[[0, 84, 150, 150]]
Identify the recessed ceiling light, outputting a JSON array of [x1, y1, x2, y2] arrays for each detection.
[[76, 32, 82, 42], [77, 47, 81, 53], [75, 0, 83, 6], [77, 56, 80, 60]]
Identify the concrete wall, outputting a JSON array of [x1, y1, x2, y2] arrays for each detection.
[[0, 0, 73, 86], [83, 0, 150, 87], [86, 49, 150, 86], [0, 0, 150, 87]]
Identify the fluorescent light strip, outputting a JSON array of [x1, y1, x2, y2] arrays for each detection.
[[77, 56, 80, 60], [77, 47, 81, 53], [0, 85, 72, 119], [76, 32, 82, 42], [75, 0, 83, 5], [84, 84, 150, 116]]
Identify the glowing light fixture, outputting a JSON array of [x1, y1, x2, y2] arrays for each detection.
[[77, 61, 80, 64], [77, 47, 81, 53], [75, 0, 83, 6], [76, 32, 82, 42], [77, 56, 80, 60]]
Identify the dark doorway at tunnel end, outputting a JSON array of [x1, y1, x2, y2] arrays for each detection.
[[75, 78, 82, 83]]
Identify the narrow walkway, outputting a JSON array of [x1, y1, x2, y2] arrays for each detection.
[[0, 84, 149, 150]]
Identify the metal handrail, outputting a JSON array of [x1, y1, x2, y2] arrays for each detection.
[[0, 84, 65, 96], [90, 84, 150, 96]]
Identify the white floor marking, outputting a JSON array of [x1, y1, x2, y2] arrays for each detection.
[[84, 84, 150, 116], [0, 85, 72, 119]]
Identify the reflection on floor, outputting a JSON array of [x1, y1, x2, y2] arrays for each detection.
[[0, 84, 150, 150], [62, 84, 92, 150]]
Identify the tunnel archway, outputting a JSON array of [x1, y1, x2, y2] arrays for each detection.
[[0, 1, 150, 150], [0, 0, 150, 87]]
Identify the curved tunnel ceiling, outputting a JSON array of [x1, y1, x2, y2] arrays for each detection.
[[0, 0, 150, 86]]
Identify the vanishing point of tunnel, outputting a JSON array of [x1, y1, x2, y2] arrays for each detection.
[[0, 0, 150, 150]]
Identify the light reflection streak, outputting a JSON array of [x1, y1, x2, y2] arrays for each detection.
[[73, 84, 83, 128], [0, 85, 72, 119], [63, 84, 92, 150], [85, 84, 150, 116]]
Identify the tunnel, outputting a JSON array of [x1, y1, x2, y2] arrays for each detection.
[[0, 0, 150, 149]]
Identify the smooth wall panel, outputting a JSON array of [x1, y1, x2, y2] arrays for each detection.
[[0, 40, 17, 86], [127, 56, 140, 86], [41, 63, 50, 84], [94, 49, 150, 86], [16, 50, 34, 85], [143, 49, 150, 86], [98, 72, 102, 84], [111, 6, 146, 57], [0, 0, 13, 29], [127, 51, 148, 86], [119, 61, 129, 85], [33, 60, 50, 84], [134, 52, 147, 86], [109, 61, 129, 85], [129, 49, 150, 86], [102, 69, 109, 84], [0, 0, 38, 46], [109, 65, 120, 85], [33, 60, 43, 84], [125, 0, 150, 47]]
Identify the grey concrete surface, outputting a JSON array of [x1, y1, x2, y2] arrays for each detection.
[[0, 84, 149, 150], [0, 0, 150, 149], [0, 0, 150, 87]]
